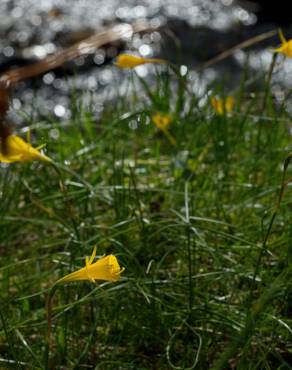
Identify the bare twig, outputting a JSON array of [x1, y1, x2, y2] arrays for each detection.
[[198, 29, 278, 71], [0, 21, 152, 152]]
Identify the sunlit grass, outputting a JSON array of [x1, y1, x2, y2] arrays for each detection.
[[0, 64, 291, 369]]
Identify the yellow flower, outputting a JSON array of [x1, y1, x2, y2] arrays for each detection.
[[114, 54, 167, 68], [151, 112, 172, 131], [211, 96, 234, 115], [57, 247, 124, 284], [151, 112, 176, 146], [273, 29, 292, 57], [0, 134, 52, 163]]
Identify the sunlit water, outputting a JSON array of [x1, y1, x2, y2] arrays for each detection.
[[0, 0, 290, 123]]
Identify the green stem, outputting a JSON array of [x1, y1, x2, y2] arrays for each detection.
[[162, 128, 177, 147], [210, 153, 292, 370], [250, 153, 292, 297], [211, 269, 289, 370], [0, 306, 21, 369], [184, 182, 193, 311], [262, 52, 278, 113], [44, 283, 58, 370], [186, 224, 193, 311], [256, 53, 278, 155], [51, 162, 80, 241]]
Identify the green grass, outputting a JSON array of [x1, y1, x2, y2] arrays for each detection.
[[0, 64, 291, 370]]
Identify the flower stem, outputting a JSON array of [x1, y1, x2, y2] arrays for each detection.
[[210, 153, 292, 370], [162, 128, 177, 147], [51, 162, 80, 241], [44, 283, 58, 370], [250, 152, 292, 297]]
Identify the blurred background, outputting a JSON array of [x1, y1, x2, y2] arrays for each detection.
[[0, 0, 291, 122]]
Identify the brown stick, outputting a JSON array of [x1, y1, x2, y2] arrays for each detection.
[[0, 21, 152, 152], [0, 25, 279, 153], [198, 29, 278, 71], [0, 21, 151, 88]]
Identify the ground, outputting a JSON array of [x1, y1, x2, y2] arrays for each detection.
[[0, 65, 291, 369]]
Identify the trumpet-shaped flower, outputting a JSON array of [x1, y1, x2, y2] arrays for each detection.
[[0, 135, 52, 163], [57, 247, 124, 284], [151, 112, 172, 131], [273, 29, 292, 57], [114, 54, 167, 69], [211, 96, 234, 115]]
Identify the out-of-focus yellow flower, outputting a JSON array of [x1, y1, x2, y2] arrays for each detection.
[[114, 54, 167, 68], [151, 112, 176, 146], [57, 247, 124, 284], [0, 134, 52, 163], [273, 29, 292, 57], [152, 112, 172, 131], [211, 96, 234, 115]]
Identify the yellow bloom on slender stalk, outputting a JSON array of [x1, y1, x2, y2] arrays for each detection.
[[114, 54, 167, 69], [152, 112, 172, 131], [0, 134, 52, 163], [151, 112, 176, 146], [46, 248, 124, 368], [57, 247, 124, 284], [273, 29, 292, 57], [211, 96, 234, 115]]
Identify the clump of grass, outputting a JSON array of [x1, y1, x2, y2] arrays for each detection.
[[0, 59, 291, 369]]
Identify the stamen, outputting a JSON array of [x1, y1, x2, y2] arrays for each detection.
[[88, 246, 97, 265]]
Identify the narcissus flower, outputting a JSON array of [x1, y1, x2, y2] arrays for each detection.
[[152, 112, 172, 131], [114, 54, 167, 68], [273, 29, 292, 57], [57, 247, 124, 284], [0, 134, 52, 163], [211, 96, 234, 115], [151, 112, 176, 146]]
